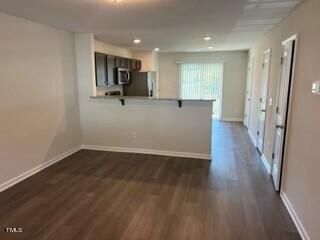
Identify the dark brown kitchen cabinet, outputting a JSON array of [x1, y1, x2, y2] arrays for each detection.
[[107, 55, 116, 85], [115, 57, 129, 68], [130, 59, 136, 71], [136, 60, 142, 71], [128, 59, 133, 70], [131, 59, 142, 72], [95, 53, 142, 86], [115, 57, 121, 67], [95, 52, 107, 86]]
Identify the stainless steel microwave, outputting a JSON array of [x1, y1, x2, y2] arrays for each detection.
[[117, 68, 131, 84]]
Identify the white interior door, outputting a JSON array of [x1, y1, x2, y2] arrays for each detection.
[[272, 38, 296, 191], [244, 58, 254, 128], [257, 50, 271, 153]]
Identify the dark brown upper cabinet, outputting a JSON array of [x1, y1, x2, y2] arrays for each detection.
[[107, 55, 116, 85], [130, 59, 142, 72], [115, 57, 129, 68], [136, 60, 142, 71], [95, 52, 142, 86], [95, 52, 107, 86], [128, 59, 133, 70]]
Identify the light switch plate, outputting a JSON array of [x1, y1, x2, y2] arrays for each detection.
[[312, 81, 320, 94]]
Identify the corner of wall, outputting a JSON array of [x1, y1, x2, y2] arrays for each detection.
[[280, 191, 311, 240]]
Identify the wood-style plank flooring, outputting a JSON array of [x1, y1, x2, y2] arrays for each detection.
[[0, 122, 300, 240]]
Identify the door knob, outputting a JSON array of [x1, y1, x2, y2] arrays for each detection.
[[261, 109, 266, 112], [276, 125, 285, 129]]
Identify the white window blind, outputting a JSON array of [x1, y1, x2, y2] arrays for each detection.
[[179, 63, 224, 119]]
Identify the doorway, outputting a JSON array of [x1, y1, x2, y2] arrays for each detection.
[[271, 35, 297, 191], [257, 49, 271, 154]]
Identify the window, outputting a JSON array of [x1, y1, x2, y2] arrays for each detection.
[[179, 63, 224, 119]]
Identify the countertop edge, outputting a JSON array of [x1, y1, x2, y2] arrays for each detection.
[[90, 96, 216, 102]]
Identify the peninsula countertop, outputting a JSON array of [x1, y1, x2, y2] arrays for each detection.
[[90, 95, 216, 102]]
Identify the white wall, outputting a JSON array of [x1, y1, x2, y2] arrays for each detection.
[[75, 34, 212, 158], [249, 0, 320, 239], [132, 50, 159, 72], [159, 51, 248, 120], [94, 39, 132, 58], [83, 98, 212, 158], [0, 12, 81, 188]]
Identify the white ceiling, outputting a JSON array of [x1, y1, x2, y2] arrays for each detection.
[[0, 0, 303, 52]]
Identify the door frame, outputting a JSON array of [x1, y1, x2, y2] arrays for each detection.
[[271, 34, 298, 191], [257, 48, 272, 154], [244, 57, 254, 128]]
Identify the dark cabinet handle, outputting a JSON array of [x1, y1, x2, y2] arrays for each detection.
[[276, 125, 285, 129], [261, 109, 266, 112]]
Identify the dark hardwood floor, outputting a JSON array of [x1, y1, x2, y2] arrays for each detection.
[[0, 122, 300, 240]]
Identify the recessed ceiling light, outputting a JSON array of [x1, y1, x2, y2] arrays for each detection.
[[133, 39, 141, 44], [208, 46, 214, 50], [203, 36, 212, 41], [154, 48, 160, 52], [110, 0, 122, 3]]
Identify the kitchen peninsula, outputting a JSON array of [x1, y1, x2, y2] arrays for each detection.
[[90, 95, 215, 107], [76, 34, 213, 160]]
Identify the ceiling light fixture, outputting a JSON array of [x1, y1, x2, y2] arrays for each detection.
[[203, 36, 212, 41], [111, 0, 122, 3], [133, 39, 141, 44], [154, 48, 160, 52]]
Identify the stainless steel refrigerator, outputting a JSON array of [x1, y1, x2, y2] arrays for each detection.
[[123, 71, 157, 97]]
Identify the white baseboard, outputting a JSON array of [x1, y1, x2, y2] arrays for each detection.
[[221, 118, 244, 122], [81, 145, 211, 160], [0, 145, 210, 192], [261, 154, 271, 174], [0, 146, 81, 192], [248, 131, 257, 147], [280, 191, 311, 240]]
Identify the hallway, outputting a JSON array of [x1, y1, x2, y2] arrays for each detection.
[[211, 121, 300, 239], [0, 122, 300, 240]]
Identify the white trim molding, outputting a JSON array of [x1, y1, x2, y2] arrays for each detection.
[[280, 191, 311, 240], [81, 145, 211, 160], [0, 146, 81, 192], [248, 131, 257, 147], [0, 145, 211, 192], [261, 154, 271, 174], [221, 118, 244, 122]]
